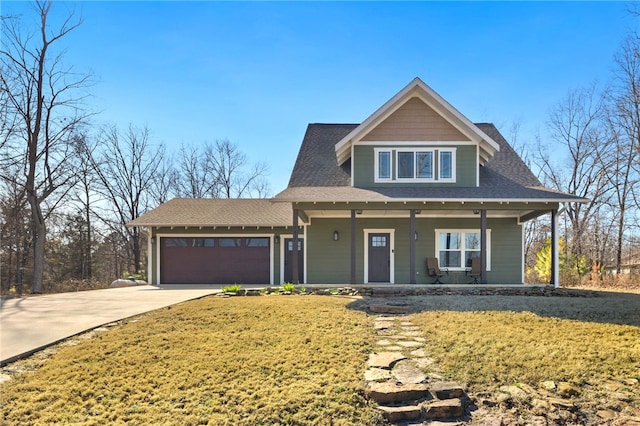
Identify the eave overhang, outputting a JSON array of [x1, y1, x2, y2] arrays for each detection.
[[334, 77, 500, 166]]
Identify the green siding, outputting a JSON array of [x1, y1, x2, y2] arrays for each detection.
[[306, 216, 522, 284], [353, 144, 477, 187]]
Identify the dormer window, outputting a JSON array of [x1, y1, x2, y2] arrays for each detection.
[[377, 151, 391, 180], [374, 147, 456, 183]]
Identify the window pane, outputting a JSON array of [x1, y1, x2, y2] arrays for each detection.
[[465, 232, 480, 250], [440, 251, 461, 268], [165, 238, 188, 247], [246, 238, 269, 247], [287, 240, 302, 251], [465, 251, 480, 268], [192, 238, 214, 247], [371, 236, 387, 247], [440, 151, 452, 179], [397, 152, 414, 179], [218, 238, 241, 247], [378, 151, 391, 179], [416, 151, 433, 178], [439, 232, 460, 249]]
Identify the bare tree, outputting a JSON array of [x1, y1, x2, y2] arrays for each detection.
[[0, 1, 91, 293], [607, 35, 640, 273], [148, 155, 177, 206], [70, 133, 99, 279], [173, 143, 219, 198], [171, 139, 271, 199], [539, 84, 613, 280], [91, 124, 164, 275], [207, 139, 270, 198]]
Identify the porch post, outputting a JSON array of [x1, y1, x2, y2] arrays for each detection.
[[409, 209, 416, 284], [292, 208, 299, 285], [480, 209, 488, 284], [350, 209, 356, 284], [551, 209, 559, 288]]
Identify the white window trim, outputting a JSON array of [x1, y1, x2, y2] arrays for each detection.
[[374, 148, 392, 182], [373, 147, 457, 183], [438, 149, 456, 182], [434, 228, 491, 271]]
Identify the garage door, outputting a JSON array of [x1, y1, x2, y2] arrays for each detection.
[[160, 237, 270, 284]]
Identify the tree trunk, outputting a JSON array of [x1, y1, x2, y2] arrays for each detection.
[[28, 193, 45, 293]]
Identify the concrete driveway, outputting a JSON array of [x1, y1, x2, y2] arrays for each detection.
[[0, 285, 220, 365]]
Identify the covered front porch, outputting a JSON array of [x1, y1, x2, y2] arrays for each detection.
[[285, 200, 562, 287]]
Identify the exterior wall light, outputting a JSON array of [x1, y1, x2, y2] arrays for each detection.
[[274, 235, 280, 244], [150, 236, 156, 244], [333, 230, 339, 241]]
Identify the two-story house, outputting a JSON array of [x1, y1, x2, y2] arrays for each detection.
[[128, 78, 586, 286]]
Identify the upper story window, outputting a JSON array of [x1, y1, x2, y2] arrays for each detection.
[[374, 147, 456, 183], [377, 151, 391, 180]]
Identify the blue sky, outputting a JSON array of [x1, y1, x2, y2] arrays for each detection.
[[3, 1, 634, 192]]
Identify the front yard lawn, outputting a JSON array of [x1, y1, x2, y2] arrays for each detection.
[[1, 296, 383, 425], [2, 289, 640, 425]]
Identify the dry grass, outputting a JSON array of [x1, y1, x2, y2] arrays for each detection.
[[3, 288, 640, 425], [386, 289, 640, 422], [411, 310, 640, 386], [0, 296, 383, 426]]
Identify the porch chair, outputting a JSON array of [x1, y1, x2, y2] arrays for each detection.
[[426, 257, 447, 284], [467, 257, 481, 284]]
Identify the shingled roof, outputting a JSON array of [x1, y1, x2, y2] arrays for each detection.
[[127, 198, 291, 228], [276, 122, 585, 203]]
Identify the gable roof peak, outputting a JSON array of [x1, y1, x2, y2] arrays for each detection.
[[334, 77, 500, 165]]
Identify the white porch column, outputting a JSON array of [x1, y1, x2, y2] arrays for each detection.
[[551, 209, 559, 288]]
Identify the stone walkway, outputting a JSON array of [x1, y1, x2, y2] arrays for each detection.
[[364, 304, 468, 424]]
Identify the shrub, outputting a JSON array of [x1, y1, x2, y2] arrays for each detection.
[[282, 282, 296, 292], [222, 284, 242, 293]]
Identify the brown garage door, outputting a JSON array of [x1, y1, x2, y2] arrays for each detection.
[[160, 237, 270, 284]]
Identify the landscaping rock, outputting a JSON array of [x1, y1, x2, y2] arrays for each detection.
[[392, 359, 427, 384], [480, 414, 504, 426], [556, 381, 580, 398], [431, 381, 465, 399], [367, 382, 430, 404], [423, 398, 464, 419], [369, 304, 411, 314], [367, 352, 405, 369], [541, 380, 556, 391], [374, 321, 394, 330], [396, 340, 422, 348], [377, 404, 423, 422], [499, 385, 528, 399], [364, 368, 392, 382], [110, 278, 146, 287]]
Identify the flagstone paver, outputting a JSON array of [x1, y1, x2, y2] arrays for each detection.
[[364, 309, 469, 424]]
